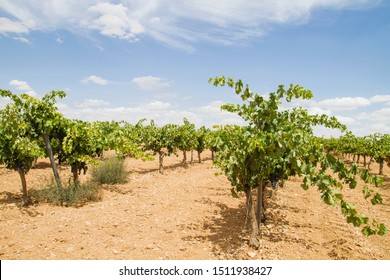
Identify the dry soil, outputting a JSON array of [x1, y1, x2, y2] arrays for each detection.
[[0, 151, 389, 260]]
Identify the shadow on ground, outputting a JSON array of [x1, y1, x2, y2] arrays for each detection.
[[182, 192, 326, 259], [181, 197, 248, 258], [0, 191, 42, 217]]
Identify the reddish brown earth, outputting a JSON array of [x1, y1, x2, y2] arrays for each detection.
[[0, 151, 389, 260]]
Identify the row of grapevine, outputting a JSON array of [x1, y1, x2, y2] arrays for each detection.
[[135, 119, 220, 174], [0, 89, 221, 204], [322, 132, 390, 175], [0, 90, 147, 203]]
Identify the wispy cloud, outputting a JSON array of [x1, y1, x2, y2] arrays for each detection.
[[132, 76, 171, 91], [81, 75, 109, 85], [13, 36, 31, 44], [0, 17, 29, 34], [9, 79, 37, 96], [0, 0, 381, 50]]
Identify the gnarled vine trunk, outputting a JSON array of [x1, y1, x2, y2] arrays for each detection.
[[71, 163, 80, 188], [159, 150, 164, 174], [244, 185, 259, 248], [182, 150, 188, 168], [256, 181, 267, 228], [17, 168, 29, 205], [43, 133, 62, 190], [379, 161, 384, 175], [244, 181, 268, 248]]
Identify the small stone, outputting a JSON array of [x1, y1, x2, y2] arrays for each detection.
[[247, 251, 257, 259], [112, 249, 119, 254]]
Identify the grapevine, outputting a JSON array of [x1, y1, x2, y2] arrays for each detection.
[[209, 76, 386, 246]]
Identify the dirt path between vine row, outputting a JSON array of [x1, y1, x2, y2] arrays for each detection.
[[0, 151, 389, 260]]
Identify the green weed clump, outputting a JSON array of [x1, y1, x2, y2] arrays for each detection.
[[29, 180, 102, 207], [90, 157, 129, 185]]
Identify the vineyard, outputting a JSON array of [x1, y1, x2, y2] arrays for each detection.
[[0, 151, 389, 260], [0, 78, 389, 259]]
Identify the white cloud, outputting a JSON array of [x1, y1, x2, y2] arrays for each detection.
[[77, 99, 111, 108], [143, 100, 171, 110], [58, 100, 203, 127], [13, 36, 31, 44], [81, 75, 109, 85], [57, 98, 249, 128], [152, 92, 178, 100], [0, 0, 380, 50], [374, 107, 390, 117], [150, 17, 161, 24], [9, 79, 37, 96], [198, 101, 246, 126], [132, 76, 171, 91], [317, 97, 371, 111], [313, 125, 344, 138], [0, 0, 89, 32], [353, 121, 390, 136], [56, 102, 69, 111], [338, 107, 390, 136], [370, 94, 390, 105], [334, 115, 356, 125], [289, 94, 390, 114], [276, 92, 390, 137], [362, 107, 390, 122], [87, 2, 144, 41], [199, 101, 226, 114], [306, 106, 332, 116], [0, 17, 29, 34]]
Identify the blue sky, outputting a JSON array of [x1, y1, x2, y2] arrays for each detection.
[[0, 0, 389, 137]]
